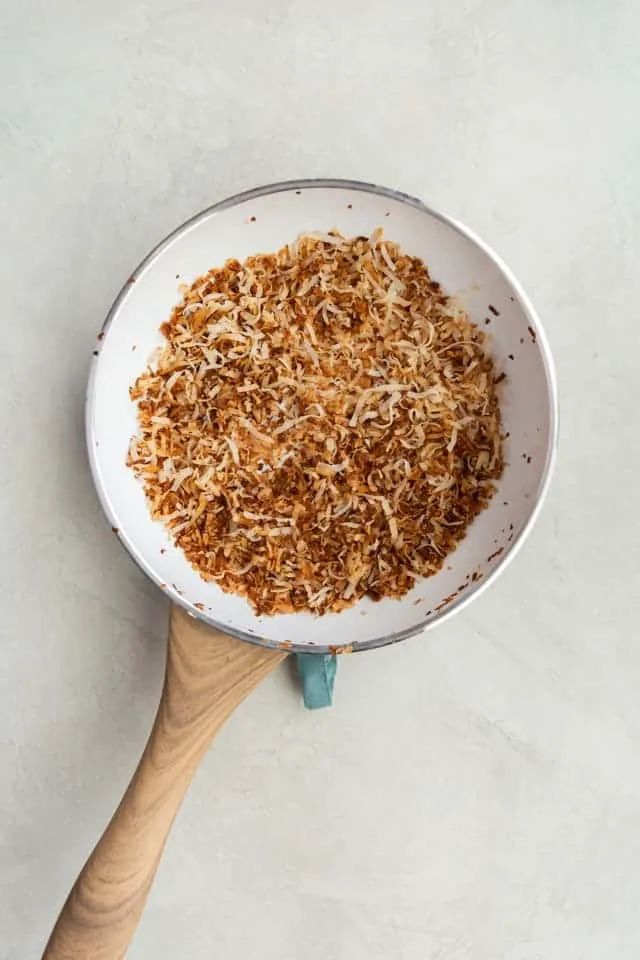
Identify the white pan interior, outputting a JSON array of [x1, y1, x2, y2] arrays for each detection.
[[87, 180, 557, 653]]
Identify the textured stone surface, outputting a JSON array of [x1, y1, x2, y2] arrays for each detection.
[[2, 2, 639, 957]]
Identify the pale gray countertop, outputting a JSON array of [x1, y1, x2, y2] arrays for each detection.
[[2, 2, 639, 958]]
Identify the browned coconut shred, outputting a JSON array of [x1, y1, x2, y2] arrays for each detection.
[[127, 230, 504, 615]]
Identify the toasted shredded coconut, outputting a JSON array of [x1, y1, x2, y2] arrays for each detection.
[[128, 230, 504, 614]]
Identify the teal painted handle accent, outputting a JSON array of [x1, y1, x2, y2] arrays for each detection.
[[296, 654, 337, 709]]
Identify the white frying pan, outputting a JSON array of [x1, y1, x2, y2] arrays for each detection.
[[43, 180, 557, 959]]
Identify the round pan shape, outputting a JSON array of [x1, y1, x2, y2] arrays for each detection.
[[87, 179, 557, 653]]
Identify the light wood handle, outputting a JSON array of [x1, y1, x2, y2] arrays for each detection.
[[43, 605, 286, 960]]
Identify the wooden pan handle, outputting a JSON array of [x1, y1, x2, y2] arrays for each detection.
[[43, 606, 286, 960]]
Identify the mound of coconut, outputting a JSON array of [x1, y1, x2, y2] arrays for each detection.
[[128, 230, 503, 615]]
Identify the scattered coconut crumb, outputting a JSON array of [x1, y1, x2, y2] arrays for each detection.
[[128, 230, 503, 614]]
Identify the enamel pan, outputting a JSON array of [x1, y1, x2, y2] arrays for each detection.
[[87, 179, 557, 653]]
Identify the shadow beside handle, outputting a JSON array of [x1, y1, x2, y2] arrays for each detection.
[[43, 606, 286, 960]]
